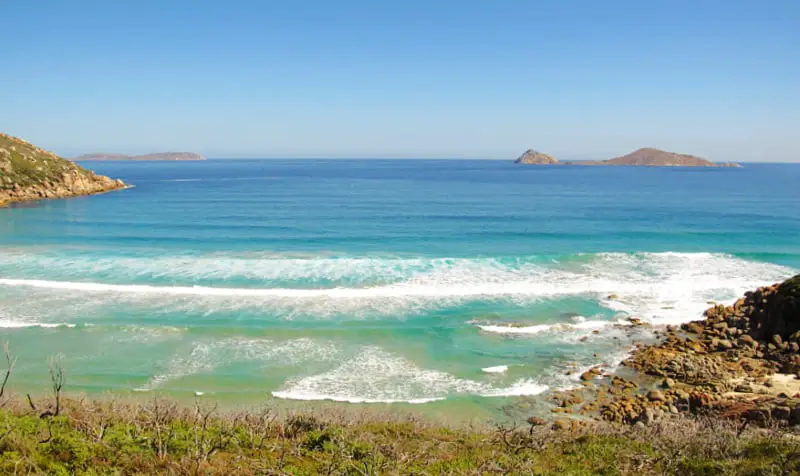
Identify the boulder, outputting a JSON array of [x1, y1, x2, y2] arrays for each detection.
[[772, 406, 791, 421], [526, 416, 547, 427], [739, 335, 756, 347], [717, 339, 734, 350], [552, 419, 570, 431], [637, 407, 656, 425], [647, 390, 666, 402], [790, 406, 800, 425], [746, 408, 771, 424]]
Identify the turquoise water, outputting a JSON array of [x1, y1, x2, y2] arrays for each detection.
[[1, 160, 798, 420]]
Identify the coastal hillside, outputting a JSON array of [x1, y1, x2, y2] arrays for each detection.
[[76, 152, 205, 161], [0, 133, 126, 206]]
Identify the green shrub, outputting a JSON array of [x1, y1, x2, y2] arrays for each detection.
[[0, 397, 793, 474]]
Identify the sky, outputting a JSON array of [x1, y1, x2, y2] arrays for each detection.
[[1, 0, 798, 161]]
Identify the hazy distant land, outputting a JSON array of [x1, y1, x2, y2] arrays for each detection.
[[76, 152, 205, 161]]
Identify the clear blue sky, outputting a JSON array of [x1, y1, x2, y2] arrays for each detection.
[[2, 0, 798, 161]]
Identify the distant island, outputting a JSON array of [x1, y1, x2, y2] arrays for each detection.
[[0, 133, 127, 206], [514, 149, 560, 165], [515, 147, 741, 167], [75, 152, 205, 161]]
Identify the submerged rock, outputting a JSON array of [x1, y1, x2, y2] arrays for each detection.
[[580, 367, 603, 382]]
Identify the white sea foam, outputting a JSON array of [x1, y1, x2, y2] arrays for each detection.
[[0, 319, 75, 329], [270, 392, 445, 404], [478, 324, 553, 335], [0, 251, 794, 326], [271, 347, 548, 403], [111, 325, 186, 344], [481, 365, 509, 374], [478, 316, 618, 335], [0, 250, 788, 292], [483, 379, 548, 397], [137, 337, 340, 391], [545, 344, 639, 392], [0, 252, 493, 284]]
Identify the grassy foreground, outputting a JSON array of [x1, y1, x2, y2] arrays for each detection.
[[0, 396, 796, 475]]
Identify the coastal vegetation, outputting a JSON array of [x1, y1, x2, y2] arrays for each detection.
[[0, 390, 796, 474], [0, 133, 125, 206]]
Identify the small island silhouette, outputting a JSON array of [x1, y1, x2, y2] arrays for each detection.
[[75, 152, 205, 161], [515, 147, 741, 167]]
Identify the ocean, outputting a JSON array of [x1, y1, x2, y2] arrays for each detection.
[[1, 159, 798, 422]]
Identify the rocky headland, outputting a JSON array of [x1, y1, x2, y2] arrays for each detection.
[[75, 152, 205, 161], [0, 133, 127, 206], [541, 274, 800, 430], [514, 147, 742, 167]]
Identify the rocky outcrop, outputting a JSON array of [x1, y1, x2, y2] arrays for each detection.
[[0, 132, 127, 206], [76, 152, 205, 161], [514, 149, 559, 165], [621, 275, 800, 422], [702, 275, 800, 372], [623, 275, 799, 380], [545, 274, 800, 428]]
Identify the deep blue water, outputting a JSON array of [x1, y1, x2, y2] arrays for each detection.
[[0, 160, 797, 419]]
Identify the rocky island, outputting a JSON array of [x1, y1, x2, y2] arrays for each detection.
[[75, 152, 205, 161], [0, 132, 126, 206], [597, 148, 729, 167], [514, 149, 559, 164], [515, 147, 741, 167]]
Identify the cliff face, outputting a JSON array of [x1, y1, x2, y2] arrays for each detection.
[[76, 152, 205, 161], [0, 133, 126, 206], [514, 149, 559, 164]]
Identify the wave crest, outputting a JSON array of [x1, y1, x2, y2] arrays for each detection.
[[0, 252, 793, 324], [271, 347, 548, 404]]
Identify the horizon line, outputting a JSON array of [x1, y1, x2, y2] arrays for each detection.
[[70, 156, 800, 164]]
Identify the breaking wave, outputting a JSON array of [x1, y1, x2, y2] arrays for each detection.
[[0, 251, 793, 324], [271, 347, 548, 404]]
